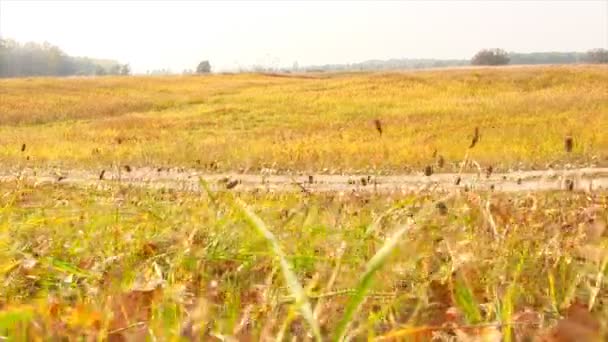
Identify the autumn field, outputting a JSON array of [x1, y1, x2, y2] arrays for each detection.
[[0, 65, 607, 174], [1, 65, 608, 340]]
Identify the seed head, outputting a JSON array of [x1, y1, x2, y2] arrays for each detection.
[[437, 155, 445, 168], [424, 165, 433, 176], [564, 136, 573, 153], [374, 119, 383, 136], [435, 202, 448, 215], [565, 179, 574, 191], [226, 179, 239, 189], [486, 165, 493, 179], [469, 127, 480, 148]]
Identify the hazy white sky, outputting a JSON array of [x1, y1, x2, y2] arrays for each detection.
[[1, 0, 607, 72]]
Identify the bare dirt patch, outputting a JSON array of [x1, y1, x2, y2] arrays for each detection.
[[2, 167, 607, 194]]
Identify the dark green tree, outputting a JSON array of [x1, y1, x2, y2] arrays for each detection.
[[471, 48, 510, 66], [196, 60, 211, 74]]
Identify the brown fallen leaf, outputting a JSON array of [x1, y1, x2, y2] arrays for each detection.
[[512, 308, 542, 341], [108, 287, 163, 341], [536, 301, 601, 342]]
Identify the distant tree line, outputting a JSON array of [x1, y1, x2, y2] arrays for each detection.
[[0, 39, 130, 78], [472, 48, 608, 66], [304, 48, 608, 71], [304, 58, 469, 72]]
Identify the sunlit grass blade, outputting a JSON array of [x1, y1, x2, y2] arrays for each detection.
[[332, 221, 414, 341], [454, 275, 482, 324], [233, 198, 322, 341], [334, 195, 453, 341], [499, 256, 524, 342]]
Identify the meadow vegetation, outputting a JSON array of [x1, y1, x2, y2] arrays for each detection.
[[0, 181, 606, 340], [1, 65, 608, 340], [0, 65, 607, 174]]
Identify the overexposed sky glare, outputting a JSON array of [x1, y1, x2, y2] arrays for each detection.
[[1, 0, 607, 73]]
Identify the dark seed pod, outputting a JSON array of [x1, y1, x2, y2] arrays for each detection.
[[226, 179, 239, 189], [435, 202, 448, 215], [99, 170, 106, 180], [360, 177, 367, 186], [424, 165, 433, 176], [455, 176, 461, 185], [374, 119, 383, 136], [565, 179, 574, 191], [57, 176, 66, 182], [469, 127, 480, 148], [124, 165, 132, 172], [564, 136, 573, 153], [21, 144, 26, 152], [486, 165, 493, 179], [308, 175, 314, 184], [437, 155, 445, 168]]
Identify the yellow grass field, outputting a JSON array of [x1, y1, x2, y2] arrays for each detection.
[[1, 65, 608, 340], [1, 65, 607, 173]]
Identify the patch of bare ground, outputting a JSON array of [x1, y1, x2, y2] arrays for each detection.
[[2, 167, 607, 193]]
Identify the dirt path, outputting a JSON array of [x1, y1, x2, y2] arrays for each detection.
[[2, 167, 608, 194]]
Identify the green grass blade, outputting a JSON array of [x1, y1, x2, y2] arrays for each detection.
[[233, 198, 322, 341], [333, 195, 452, 341], [500, 256, 524, 342], [454, 275, 482, 324], [332, 221, 413, 341]]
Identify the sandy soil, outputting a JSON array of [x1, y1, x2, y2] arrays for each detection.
[[2, 166, 608, 194]]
